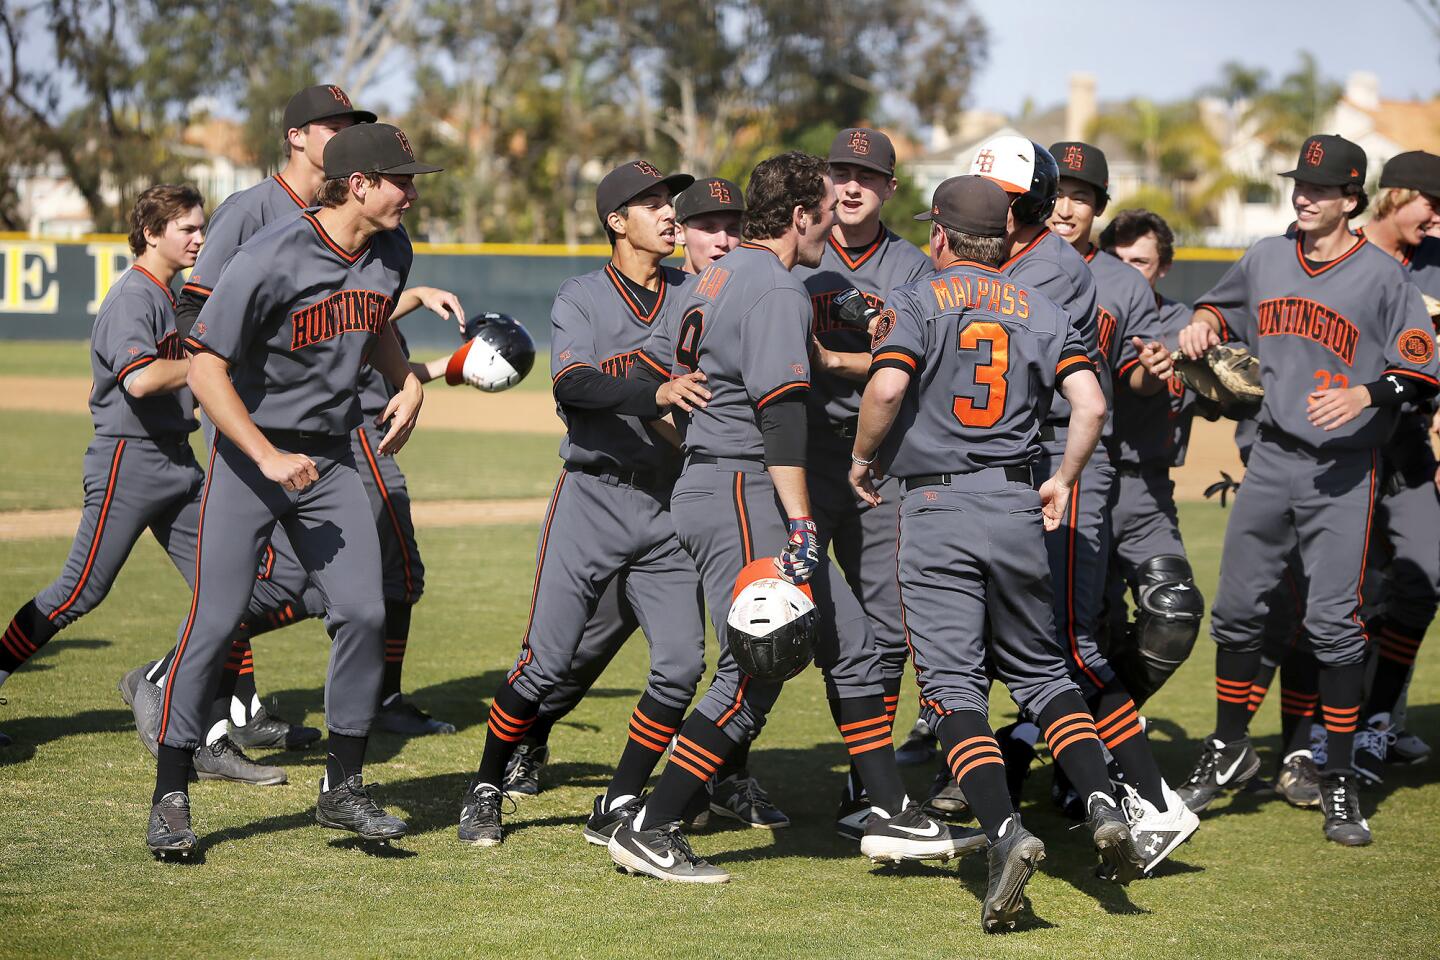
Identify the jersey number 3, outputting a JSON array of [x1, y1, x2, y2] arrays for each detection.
[[953, 321, 1009, 428]]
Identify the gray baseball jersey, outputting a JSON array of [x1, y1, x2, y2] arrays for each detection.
[[793, 227, 931, 424], [1111, 295, 1198, 467], [89, 267, 194, 438], [873, 261, 1092, 476], [1402, 235, 1440, 298], [187, 209, 412, 435], [551, 264, 690, 471], [999, 228, 1098, 439], [181, 174, 307, 300], [1084, 247, 1163, 409], [1196, 234, 1439, 449]]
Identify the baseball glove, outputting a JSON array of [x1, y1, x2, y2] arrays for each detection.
[[1172, 343, 1263, 409]]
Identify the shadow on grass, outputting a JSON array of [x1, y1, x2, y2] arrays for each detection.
[[5, 637, 113, 676], [0, 708, 133, 765]]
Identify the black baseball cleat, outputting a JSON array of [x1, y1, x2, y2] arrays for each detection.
[[996, 721, 1037, 807], [895, 719, 938, 766], [1318, 772, 1371, 846], [118, 663, 155, 707], [1085, 793, 1142, 885], [583, 793, 646, 846], [1275, 751, 1321, 808], [131, 676, 164, 759], [231, 704, 322, 751], [835, 794, 871, 841], [147, 791, 197, 859], [374, 696, 457, 737], [1351, 717, 1392, 786], [316, 775, 407, 842], [710, 772, 790, 828], [923, 768, 972, 820], [503, 742, 548, 797], [981, 818, 1045, 934], [194, 735, 287, 786], [458, 781, 506, 846], [860, 803, 987, 864], [1176, 735, 1261, 812], [608, 821, 729, 883]]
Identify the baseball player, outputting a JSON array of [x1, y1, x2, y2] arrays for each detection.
[[849, 175, 1148, 929], [1346, 150, 1440, 778], [144, 123, 439, 857], [1141, 134, 1439, 846], [456, 160, 714, 849], [609, 152, 979, 884], [496, 178, 748, 803], [787, 128, 933, 836]]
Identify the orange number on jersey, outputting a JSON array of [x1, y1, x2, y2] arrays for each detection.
[[1313, 369, 1349, 391], [952, 321, 1010, 428]]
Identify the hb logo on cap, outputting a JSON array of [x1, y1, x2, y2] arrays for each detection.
[[633, 161, 661, 178], [709, 181, 732, 203], [1305, 140, 1325, 166], [975, 149, 995, 174], [1062, 145, 1085, 170], [849, 131, 871, 155], [328, 86, 352, 107], [395, 130, 415, 158]]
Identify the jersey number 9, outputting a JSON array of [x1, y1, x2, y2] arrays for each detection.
[[952, 321, 1010, 428], [677, 309, 704, 372]]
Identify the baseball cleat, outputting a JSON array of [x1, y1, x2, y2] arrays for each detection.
[[1351, 715, 1393, 786], [1176, 735, 1261, 812], [147, 791, 197, 859], [1318, 772, 1370, 846], [860, 803, 987, 864], [458, 781, 506, 846], [834, 794, 872, 841], [118, 663, 154, 707], [996, 721, 1037, 807], [194, 735, 287, 786], [316, 775, 407, 842], [608, 821, 729, 884], [131, 675, 164, 760], [231, 705, 322, 751], [981, 818, 1045, 934], [374, 696, 456, 737], [1390, 728, 1430, 764], [1085, 793, 1143, 884], [923, 768, 972, 820], [1123, 783, 1199, 875], [502, 742, 548, 797], [895, 719, 938, 766], [583, 793, 646, 846], [710, 772, 789, 828], [1275, 751, 1321, 808]]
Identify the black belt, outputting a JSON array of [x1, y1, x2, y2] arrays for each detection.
[[261, 427, 346, 448], [574, 463, 669, 490], [1039, 423, 1059, 443], [688, 454, 764, 466], [686, 453, 767, 474], [903, 465, 1033, 491]]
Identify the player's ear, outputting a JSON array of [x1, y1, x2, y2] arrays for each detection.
[[348, 171, 369, 204], [606, 209, 628, 240]]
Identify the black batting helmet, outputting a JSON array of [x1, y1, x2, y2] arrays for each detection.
[[446, 312, 536, 392]]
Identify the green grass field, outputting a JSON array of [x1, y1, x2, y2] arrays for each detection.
[[1, 352, 1438, 958]]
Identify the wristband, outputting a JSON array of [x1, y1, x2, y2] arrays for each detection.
[[851, 452, 874, 467]]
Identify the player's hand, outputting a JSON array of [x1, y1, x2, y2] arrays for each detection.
[[377, 378, 424, 454], [1307, 385, 1369, 431], [849, 457, 883, 506], [656, 371, 710, 412], [1039, 475, 1072, 532], [775, 517, 821, 584], [260, 451, 319, 492], [1177, 321, 1220, 360], [1134, 337, 1174, 381], [412, 287, 464, 330]]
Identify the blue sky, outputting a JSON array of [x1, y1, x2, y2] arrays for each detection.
[[966, 0, 1439, 115]]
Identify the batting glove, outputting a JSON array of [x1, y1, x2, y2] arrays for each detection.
[[776, 517, 821, 584]]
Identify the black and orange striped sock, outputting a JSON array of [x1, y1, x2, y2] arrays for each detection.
[[605, 693, 683, 807], [381, 600, 413, 701], [1279, 644, 1319, 756], [1247, 657, 1279, 715], [1088, 687, 1165, 807], [714, 736, 752, 781], [641, 713, 734, 827], [836, 695, 904, 813], [1036, 692, 1113, 803], [882, 675, 902, 728], [1214, 648, 1262, 742], [1367, 618, 1424, 718], [1318, 661, 1365, 775], [1, 600, 60, 675], [473, 684, 539, 786], [936, 711, 1013, 840], [212, 636, 256, 724]]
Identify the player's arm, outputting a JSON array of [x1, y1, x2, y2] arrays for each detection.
[[810, 285, 889, 382], [1043, 363, 1105, 531], [97, 291, 191, 398], [1119, 287, 1167, 396], [390, 286, 464, 328], [369, 323, 425, 455], [848, 367, 910, 506], [124, 359, 190, 397]]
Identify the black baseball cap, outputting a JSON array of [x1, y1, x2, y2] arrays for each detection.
[[283, 84, 376, 131], [914, 175, 1009, 237], [829, 128, 896, 177], [1380, 151, 1440, 197], [1049, 141, 1110, 201], [1280, 134, 1366, 187], [322, 123, 442, 179], [595, 161, 694, 227], [674, 177, 744, 223]]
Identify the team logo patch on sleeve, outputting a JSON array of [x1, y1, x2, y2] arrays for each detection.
[[870, 308, 896, 347], [1398, 328, 1435, 365]]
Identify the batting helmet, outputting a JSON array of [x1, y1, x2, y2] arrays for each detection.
[[969, 135, 1059, 225], [445, 312, 536, 392], [726, 558, 817, 682]]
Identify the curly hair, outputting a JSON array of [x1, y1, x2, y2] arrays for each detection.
[[128, 184, 204, 256], [742, 152, 830, 241]]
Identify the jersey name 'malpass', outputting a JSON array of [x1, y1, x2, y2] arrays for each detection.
[[1256, 296, 1359, 365], [290, 289, 394, 351], [928, 274, 1030, 318]]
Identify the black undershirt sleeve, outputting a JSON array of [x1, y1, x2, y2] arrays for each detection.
[[1365, 372, 1439, 408], [553, 365, 661, 419], [759, 394, 807, 467], [174, 289, 207, 339]]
